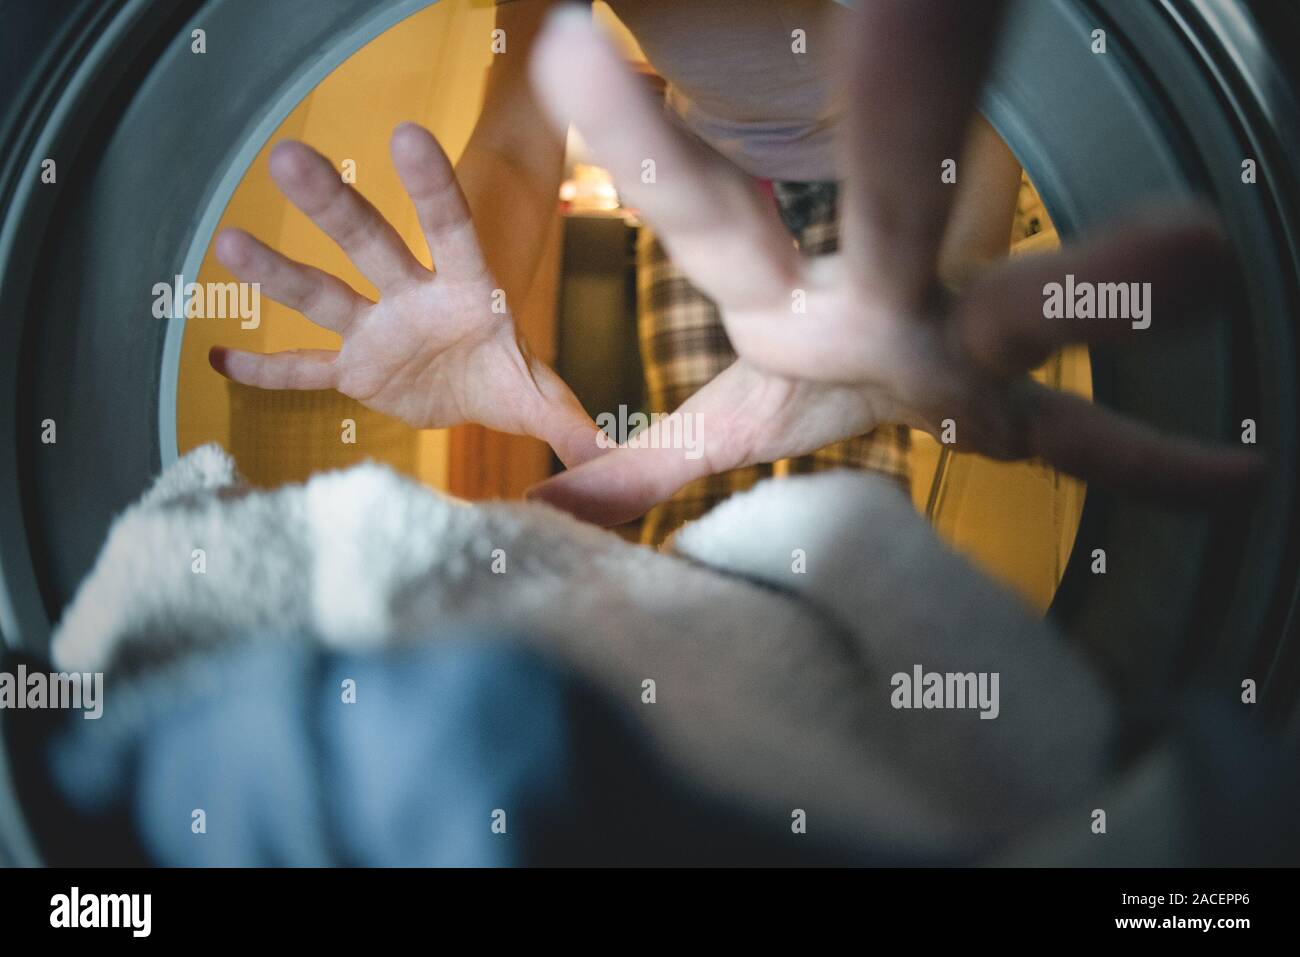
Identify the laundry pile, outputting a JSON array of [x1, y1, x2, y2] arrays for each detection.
[[50, 445, 1118, 860]]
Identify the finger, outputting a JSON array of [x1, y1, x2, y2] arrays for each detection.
[[214, 228, 370, 333], [954, 209, 1232, 377], [268, 140, 426, 293], [526, 410, 719, 527], [524, 360, 771, 526], [390, 123, 489, 280], [526, 362, 881, 525], [841, 0, 1006, 313], [209, 346, 339, 392], [1017, 382, 1265, 505], [528, 6, 801, 310]]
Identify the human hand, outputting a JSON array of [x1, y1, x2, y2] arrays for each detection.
[[210, 123, 600, 468], [522, 2, 1261, 525]]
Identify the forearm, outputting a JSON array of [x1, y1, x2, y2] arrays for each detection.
[[456, 0, 568, 309], [460, 130, 588, 467], [936, 115, 1023, 286], [455, 2, 592, 467]]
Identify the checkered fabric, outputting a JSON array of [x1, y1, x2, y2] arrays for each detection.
[[636, 180, 911, 547]]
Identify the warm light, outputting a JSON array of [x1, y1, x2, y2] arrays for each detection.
[[560, 163, 623, 214]]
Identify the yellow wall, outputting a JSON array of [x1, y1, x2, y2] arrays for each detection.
[[177, 1, 498, 489]]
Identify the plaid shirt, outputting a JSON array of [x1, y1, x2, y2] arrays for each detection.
[[636, 180, 911, 547]]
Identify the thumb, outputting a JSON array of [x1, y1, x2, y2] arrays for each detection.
[[526, 418, 716, 526]]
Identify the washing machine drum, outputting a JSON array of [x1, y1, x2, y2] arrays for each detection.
[[1, 0, 1298, 864]]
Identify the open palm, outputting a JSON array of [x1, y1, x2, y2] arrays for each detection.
[[210, 124, 596, 462], [522, 2, 1260, 525]]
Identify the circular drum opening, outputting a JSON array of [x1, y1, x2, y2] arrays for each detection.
[[165, 3, 1094, 612]]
